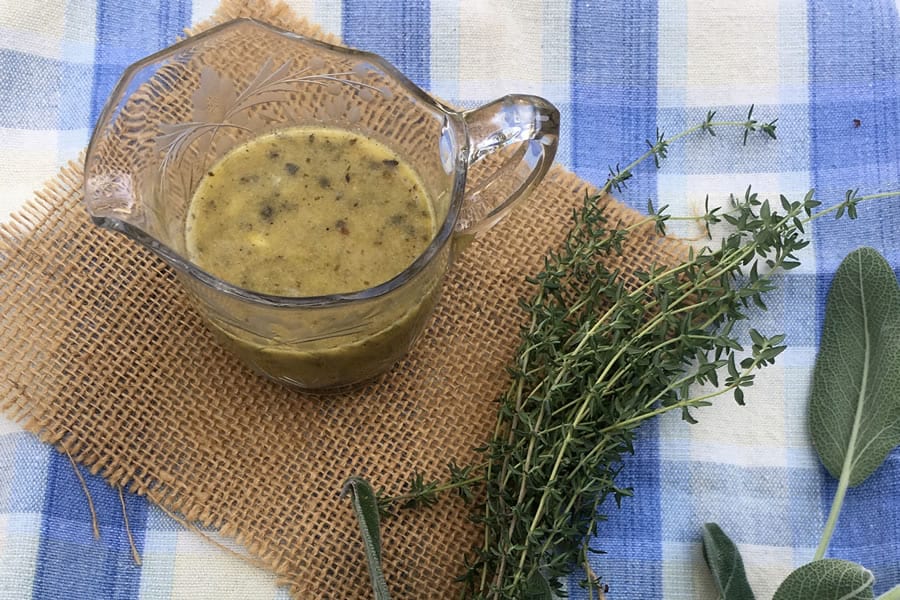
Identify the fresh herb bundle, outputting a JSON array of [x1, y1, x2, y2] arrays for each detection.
[[344, 109, 900, 599], [451, 113, 792, 599]]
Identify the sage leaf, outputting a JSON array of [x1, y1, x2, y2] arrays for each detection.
[[341, 476, 391, 600], [523, 570, 553, 600], [809, 248, 900, 559], [772, 559, 874, 600], [701, 523, 755, 600], [809, 247, 900, 487]]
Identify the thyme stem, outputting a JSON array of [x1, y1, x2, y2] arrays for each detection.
[[369, 109, 900, 600]]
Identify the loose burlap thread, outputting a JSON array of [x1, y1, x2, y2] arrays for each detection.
[[0, 1, 687, 597]]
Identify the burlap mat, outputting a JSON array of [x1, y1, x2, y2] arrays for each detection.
[[0, 0, 685, 597]]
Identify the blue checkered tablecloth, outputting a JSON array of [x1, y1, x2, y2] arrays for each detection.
[[1, 1, 898, 598]]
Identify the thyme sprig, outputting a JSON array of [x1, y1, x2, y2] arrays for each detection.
[[606, 107, 777, 193], [369, 111, 900, 599]]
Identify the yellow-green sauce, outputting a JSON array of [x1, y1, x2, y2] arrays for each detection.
[[186, 126, 436, 296], [184, 126, 444, 388]]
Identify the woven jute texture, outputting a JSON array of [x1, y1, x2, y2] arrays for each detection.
[[0, 1, 686, 597]]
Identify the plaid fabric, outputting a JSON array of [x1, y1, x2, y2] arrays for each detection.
[[1, 0, 899, 598]]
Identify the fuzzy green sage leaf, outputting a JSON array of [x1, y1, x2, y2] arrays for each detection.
[[773, 559, 874, 600], [524, 570, 554, 600], [342, 476, 391, 600], [701, 523, 755, 600], [810, 247, 900, 484], [809, 247, 900, 559]]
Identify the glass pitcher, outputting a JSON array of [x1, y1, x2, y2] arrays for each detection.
[[84, 18, 559, 390]]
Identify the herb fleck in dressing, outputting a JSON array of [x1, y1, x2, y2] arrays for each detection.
[[186, 126, 436, 296]]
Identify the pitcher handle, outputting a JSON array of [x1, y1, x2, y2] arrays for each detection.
[[456, 94, 560, 237]]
